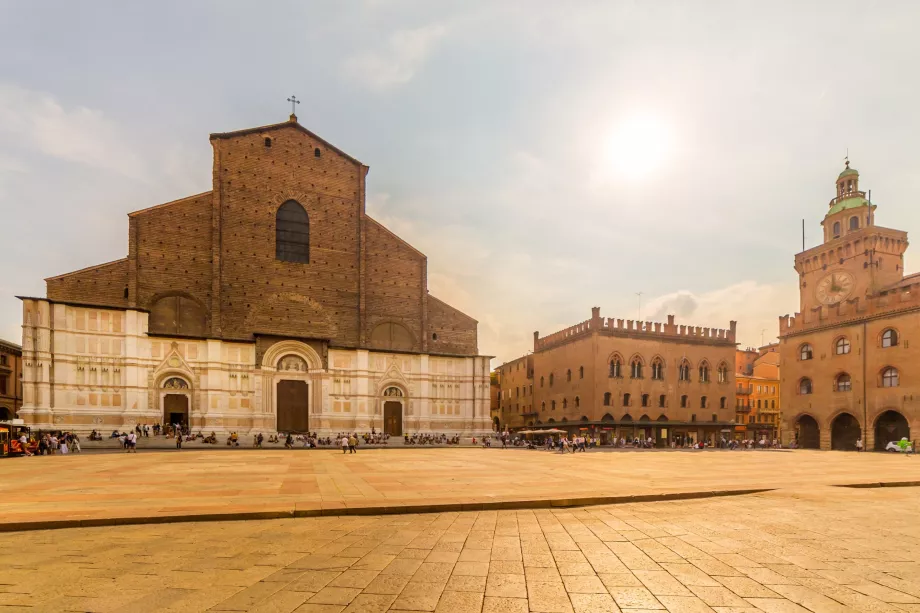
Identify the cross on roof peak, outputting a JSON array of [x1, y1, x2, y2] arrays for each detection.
[[287, 95, 300, 122]]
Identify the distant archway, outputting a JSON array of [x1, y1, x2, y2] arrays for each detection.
[[875, 410, 910, 451], [831, 413, 861, 451], [492, 416, 500, 432], [796, 415, 820, 449]]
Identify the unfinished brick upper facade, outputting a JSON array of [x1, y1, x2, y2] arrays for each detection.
[[44, 115, 477, 357]]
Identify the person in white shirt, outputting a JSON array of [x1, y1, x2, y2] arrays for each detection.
[[127, 431, 138, 453], [341, 435, 349, 454], [19, 434, 33, 456]]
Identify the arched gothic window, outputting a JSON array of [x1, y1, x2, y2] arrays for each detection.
[[549, 373, 554, 387], [630, 357, 643, 379], [579, 366, 584, 379], [717, 362, 728, 383], [551, 400, 556, 410], [881, 366, 899, 388], [276, 200, 310, 263], [799, 344, 813, 360], [540, 376, 544, 388], [678, 360, 691, 382], [562, 398, 568, 409], [835, 337, 850, 355], [609, 357, 621, 378], [799, 378, 813, 395], [849, 216, 859, 231], [566, 369, 572, 382], [698, 361, 710, 383], [541, 401, 546, 411], [651, 358, 663, 380], [835, 373, 851, 392], [574, 396, 580, 408], [882, 329, 899, 348]]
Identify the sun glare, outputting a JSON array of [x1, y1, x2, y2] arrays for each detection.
[[602, 115, 673, 181]]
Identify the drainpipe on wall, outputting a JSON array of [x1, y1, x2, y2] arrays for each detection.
[[863, 320, 868, 452]]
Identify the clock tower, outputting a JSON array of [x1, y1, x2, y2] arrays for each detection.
[[794, 162, 908, 313]]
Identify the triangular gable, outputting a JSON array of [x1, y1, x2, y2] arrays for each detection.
[[209, 117, 365, 167]]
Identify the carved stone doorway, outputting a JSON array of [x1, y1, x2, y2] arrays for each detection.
[[277, 380, 309, 433], [384, 401, 403, 436], [164, 394, 189, 428]]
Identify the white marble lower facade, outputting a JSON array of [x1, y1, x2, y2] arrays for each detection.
[[18, 299, 493, 436]]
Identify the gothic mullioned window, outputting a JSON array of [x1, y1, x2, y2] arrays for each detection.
[[678, 360, 691, 382], [276, 200, 310, 263], [717, 362, 728, 383], [609, 357, 621, 378], [630, 357, 643, 379], [698, 361, 710, 383], [651, 358, 663, 380]]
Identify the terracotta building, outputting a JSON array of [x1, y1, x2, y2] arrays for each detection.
[[17, 114, 491, 437], [497, 308, 737, 446], [733, 345, 780, 441], [779, 162, 916, 450], [0, 339, 22, 420]]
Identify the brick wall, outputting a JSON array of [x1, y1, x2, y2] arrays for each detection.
[[427, 295, 478, 355], [47, 259, 128, 308], [130, 192, 213, 316], [211, 125, 364, 344], [364, 217, 425, 350]]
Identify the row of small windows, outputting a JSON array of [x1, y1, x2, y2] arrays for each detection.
[[799, 329, 898, 361], [737, 398, 777, 409], [607, 357, 727, 383], [593, 392, 725, 409], [263, 137, 322, 159], [798, 367, 899, 394]]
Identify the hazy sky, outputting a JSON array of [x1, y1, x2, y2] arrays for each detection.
[[2, 1, 919, 365]]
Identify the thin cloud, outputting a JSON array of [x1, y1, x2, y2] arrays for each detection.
[[344, 23, 447, 90], [0, 84, 146, 181]]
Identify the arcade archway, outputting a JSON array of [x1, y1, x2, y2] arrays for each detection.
[[831, 413, 861, 451], [875, 410, 910, 451], [795, 415, 820, 449]]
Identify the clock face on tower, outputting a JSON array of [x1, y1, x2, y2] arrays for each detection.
[[815, 271, 855, 305]]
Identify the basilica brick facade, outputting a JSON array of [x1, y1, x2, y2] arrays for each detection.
[[779, 163, 917, 450], [19, 114, 492, 436]]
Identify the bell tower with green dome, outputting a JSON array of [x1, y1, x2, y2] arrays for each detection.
[[792, 161, 908, 313]]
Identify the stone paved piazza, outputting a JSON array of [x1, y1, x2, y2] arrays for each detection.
[[3, 486, 920, 612], [3, 449, 920, 528]]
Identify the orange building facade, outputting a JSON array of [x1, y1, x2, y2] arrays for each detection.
[[779, 163, 917, 450], [734, 345, 781, 441], [496, 308, 737, 446]]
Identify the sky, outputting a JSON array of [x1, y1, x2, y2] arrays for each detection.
[[1, 0, 919, 366]]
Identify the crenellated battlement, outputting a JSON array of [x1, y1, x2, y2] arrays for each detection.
[[780, 279, 920, 336], [534, 308, 736, 352]]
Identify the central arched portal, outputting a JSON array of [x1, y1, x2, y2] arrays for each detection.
[[831, 413, 861, 451], [796, 415, 820, 449], [277, 380, 309, 433], [875, 410, 910, 451], [164, 394, 189, 428], [382, 386, 404, 436]]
